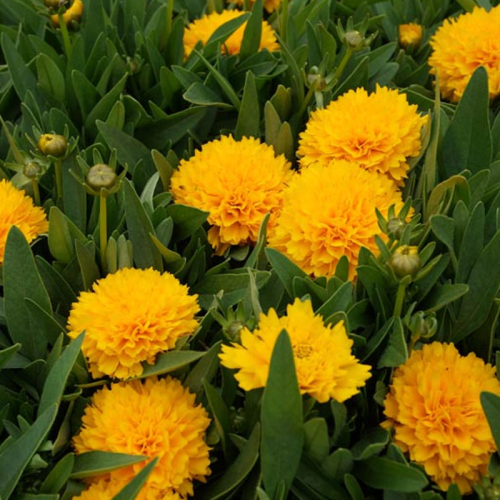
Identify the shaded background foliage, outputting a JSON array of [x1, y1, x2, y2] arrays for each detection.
[[1, 0, 500, 499]]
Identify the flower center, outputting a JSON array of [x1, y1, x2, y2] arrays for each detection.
[[294, 343, 313, 359]]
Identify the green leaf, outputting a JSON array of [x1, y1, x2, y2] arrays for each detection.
[[75, 241, 100, 291], [0, 344, 22, 370], [240, 0, 263, 59], [183, 82, 233, 109], [135, 350, 205, 379], [421, 284, 469, 314], [430, 215, 455, 256], [304, 418, 329, 464], [235, 71, 260, 140], [261, 330, 304, 498], [36, 53, 65, 103], [111, 458, 159, 500], [71, 452, 147, 479], [165, 204, 209, 241], [481, 392, 500, 451], [38, 333, 84, 417], [48, 206, 87, 264], [40, 453, 74, 494], [124, 179, 163, 271], [442, 67, 492, 176], [0, 405, 58, 500], [4, 226, 51, 360], [196, 425, 261, 500], [203, 379, 231, 455], [25, 298, 65, 345], [356, 457, 429, 492], [316, 281, 353, 319], [377, 318, 408, 369], [185, 342, 222, 394], [265, 248, 308, 299]]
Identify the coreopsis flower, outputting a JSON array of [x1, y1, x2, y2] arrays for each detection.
[[51, 0, 84, 27], [398, 23, 423, 49], [267, 161, 405, 279], [220, 298, 371, 403], [383, 342, 500, 494], [67, 268, 199, 379], [232, 0, 282, 13], [73, 377, 211, 498], [170, 136, 293, 255], [429, 6, 500, 102], [0, 179, 48, 265], [183, 10, 279, 57], [297, 86, 428, 184]]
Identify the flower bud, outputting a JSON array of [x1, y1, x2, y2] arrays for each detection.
[[398, 23, 423, 50], [38, 134, 68, 158], [23, 162, 43, 179], [86, 164, 117, 191], [226, 321, 245, 342], [389, 245, 422, 278], [44, 0, 63, 8], [387, 217, 406, 239], [485, 485, 500, 500], [307, 71, 326, 91], [344, 30, 365, 50], [51, 0, 84, 27]]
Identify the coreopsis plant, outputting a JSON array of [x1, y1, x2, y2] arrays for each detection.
[[1, 1, 500, 500]]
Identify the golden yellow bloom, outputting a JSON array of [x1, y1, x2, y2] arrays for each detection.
[[398, 23, 423, 49], [73, 377, 211, 498], [171, 136, 293, 255], [232, 0, 282, 13], [297, 86, 428, 184], [429, 6, 500, 102], [383, 342, 500, 494], [0, 179, 48, 265], [67, 268, 199, 379], [220, 299, 371, 403], [267, 161, 405, 279], [51, 0, 84, 27], [183, 10, 279, 57]]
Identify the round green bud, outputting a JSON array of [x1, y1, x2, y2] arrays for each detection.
[[389, 245, 422, 278], [38, 134, 68, 158], [23, 162, 43, 179], [344, 30, 364, 50], [86, 164, 117, 191], [387, 217, 406, 238]]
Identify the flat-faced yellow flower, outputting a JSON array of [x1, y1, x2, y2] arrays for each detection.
[[183, 10, 279, 57], [231, 0, 282, 13], [67, 268, 200, 379], [170, 135, 293, 255], [220, 298, 371, 403], [429, 6, 500, 102], [298, 86, 428, 184], [73, 377, 211, 498], [399, 23, 423, 49], [267, 161, 405, 279], [383, 342, 500, 494], [0, 179, 48, 265]]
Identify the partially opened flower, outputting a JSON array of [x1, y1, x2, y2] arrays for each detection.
[[267, 161, 405, 279], [383, 342, 500, 494], [399, 23, 423, 49], [67, 268, 200, 379], [73, 377, 211, 498], [298, 86, 428, 184], [183, 10, 279, 57], [231, 0, 282, 13], [0, 179, 48, 265], [220, 298, 371, 403], [429, 6, 500, 102], [171, 136, 293, 255]]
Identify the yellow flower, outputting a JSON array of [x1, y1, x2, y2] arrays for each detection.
[[429, 6, 500, 102], [73, 377, 211, 498], [232, 0, 282, 13], [297, 86, 428, 184], [267, 161, 405, 279], [183, 10, 279, 57], [383, 342, 500, 494], [0, 179, 48, 265], [220, 298, 371, 403], [398, 23, 423, 49], [67, 268, 199, 379], [170, 136, 293, 256], [51, 0, 84, 27]]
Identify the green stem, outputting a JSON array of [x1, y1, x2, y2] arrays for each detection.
[[456, 0, 477, 12], [393, 280, 407, 318], [54, 159, 63, 203], [298, 83, 317, 118], [31, 179, 41, 206], [333, 47, 353, 83], [243, 0, 251, 10], [100, 193, 108, 272], [279, 0, 289, 45], [166, 0, 174, 39], [58, 13, 72, 58]]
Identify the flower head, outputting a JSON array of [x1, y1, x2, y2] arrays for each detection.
[[51, 0, 84, 27], [67, 268, 199, 379], [171, 136, 293, 255], [220, 298, 371, 403], [297, 86, 428, 184], [183, 10, 279, 57], [73, 376, 211, 498], [429, 6, 500, 102], [383, 342, 500, 494], [399, 23, 423, 49], [0, 179, 48, 265], [267, 161, 405, 279], [232, 0, 282, 13]]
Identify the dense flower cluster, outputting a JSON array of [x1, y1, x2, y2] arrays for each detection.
[[220, 298, 371, 402], [429, 6, 500, 102], [67, 268, 200, 379], [383, 342, 500, 494]]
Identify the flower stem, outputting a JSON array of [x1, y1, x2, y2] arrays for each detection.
[[333, 47, 353, 83], [244, 0, 251, 10], [393, 280, 407, 318], [456, 0, 477, 12], [280, 0, 289, 45], [100, 193, 108, 272], [54, 159, 63, 203], [31, 179, 41, 206], [298, 82, 317, 118], [58, 13, 72, 58], [166, 0, 174, 38]]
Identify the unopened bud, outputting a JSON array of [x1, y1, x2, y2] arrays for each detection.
[[398, 23, 423, 50], [389, 245, 422, 278], [38, 134, 68, 158], [23, 162, 43, 179], [226, 321, 245, 342], [387, 218, 406, 239], [307, 72, 326, 91], [44, 0, 67, 8], [344, 30, 364, 50], [87, 164, 117, 191]]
